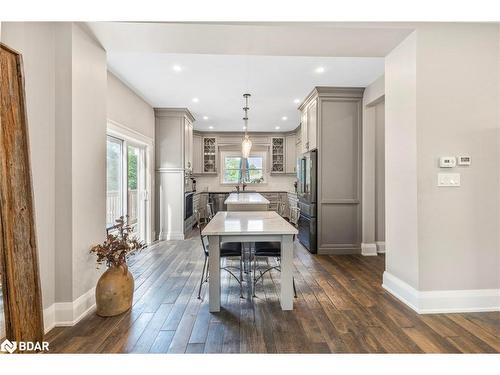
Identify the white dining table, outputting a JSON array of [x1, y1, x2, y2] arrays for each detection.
[[201, 210, 298, 312], [224, 192, 270, 211]]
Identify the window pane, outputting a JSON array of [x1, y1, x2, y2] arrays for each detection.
[[106, 137, 123, 227], [225, 156, 241, 170], [247, 156, 262, 170], [224, 169, 241, 183], [249, 169, 263, 182], [127, 145, 140, 237]]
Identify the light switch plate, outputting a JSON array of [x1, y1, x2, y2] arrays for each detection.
[[438, 173, 461, 187], [457, 155, 471, 166]]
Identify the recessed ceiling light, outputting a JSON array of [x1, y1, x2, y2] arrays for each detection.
[[281, 116, 288, 121], [293, 99, 300, 104], [172, 65, 182, 72], [203, 116, 209, 120], [315, 66, 325, 74], [192, 97, 199, 103], [208, 126, 214, 130], [243, 126, 247, 130], [275, 126, 280, 130]]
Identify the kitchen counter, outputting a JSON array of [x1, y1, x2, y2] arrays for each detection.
[[224, 192, 270, 205], [224, 192, 270, 211], [195, 190, 297, 194]]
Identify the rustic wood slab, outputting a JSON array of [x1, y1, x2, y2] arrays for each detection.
[[0, 43, 44, 347]]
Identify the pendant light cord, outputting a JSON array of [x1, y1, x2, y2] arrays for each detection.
[[243, 93, 250, 135]]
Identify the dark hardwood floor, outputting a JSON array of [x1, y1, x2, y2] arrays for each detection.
[[44, 233, 500, 353]]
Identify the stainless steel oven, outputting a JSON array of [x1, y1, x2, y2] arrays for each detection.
[[184, 192, 194, 220]]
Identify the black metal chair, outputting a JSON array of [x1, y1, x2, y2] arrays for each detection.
[[195, 210, 244, 299], [206, 202, 215, 220], [252, 207, 301, 298]]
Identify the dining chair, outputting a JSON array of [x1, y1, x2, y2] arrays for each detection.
[[195, 209, 244, 299], [206, 202, 215, 220], [251, 207, 300, 298], [277, 201, 286, 217], [288, 206, 300, 240]]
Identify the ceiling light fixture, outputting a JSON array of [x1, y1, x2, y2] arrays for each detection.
[[192, 97, 199, 103], [315, 66, 325, 74], [241, 93, 252, 159], [281, 116, 288, 121], [275, 126, 280, 130], [172, 65, 182, 72], [294, 99, 301, 104], [208, 126, 214, 130], [203, 116, 209, 120]]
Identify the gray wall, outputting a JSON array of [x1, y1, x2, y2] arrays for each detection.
[[1, 22, 56, 308], [385, 24, 500, 292], [375, 101, 385, 243], [385, 31, 419, 288], [1, 22, 107, 310], [107, 71, 155, 138], [415, 24, 499, 291]]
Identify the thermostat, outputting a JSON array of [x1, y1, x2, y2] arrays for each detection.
[[457, 155, 471, 166], [439, 156, 456, 168]]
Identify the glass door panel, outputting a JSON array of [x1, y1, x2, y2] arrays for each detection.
[[127, 144, 146, 241], [106, 136, 124, 228]]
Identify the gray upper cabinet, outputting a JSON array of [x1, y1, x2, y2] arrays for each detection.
[[184, 118, 193, 172], [285, 134, 296, 174], [299, 98, 317, 153], [192, 134, 202, 174], [155, 108, 195, 170]]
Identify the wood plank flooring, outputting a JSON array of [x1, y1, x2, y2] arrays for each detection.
[[44, 234, 499, 353]]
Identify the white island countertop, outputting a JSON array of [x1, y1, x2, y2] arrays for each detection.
[[202, 210, 297, 311], [224, 192, 270, 205], [202, 211, 297, 236]]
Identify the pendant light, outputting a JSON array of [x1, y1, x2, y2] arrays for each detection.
[[241, 93, 252, 159]]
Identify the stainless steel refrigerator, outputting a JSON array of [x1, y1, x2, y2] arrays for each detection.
[[296, 150, 317, 253]]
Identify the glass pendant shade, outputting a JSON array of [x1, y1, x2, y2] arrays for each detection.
[[241, 135, 252, 159]]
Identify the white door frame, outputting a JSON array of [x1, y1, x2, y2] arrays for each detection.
[[107, 119, 155, 244]]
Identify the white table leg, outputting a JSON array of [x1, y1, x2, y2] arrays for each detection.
[[208, 235, 221, 312], [280, 234, 294, 310]]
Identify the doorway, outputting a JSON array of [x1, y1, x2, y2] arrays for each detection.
[[106, 135, 148, 242]]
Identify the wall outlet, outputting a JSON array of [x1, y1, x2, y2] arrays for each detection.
[[438, 173, 461, 187]]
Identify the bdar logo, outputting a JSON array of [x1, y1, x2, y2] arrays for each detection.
[[1, 339, 17, 354]]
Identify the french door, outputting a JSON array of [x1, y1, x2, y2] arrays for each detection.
[[106, 135, 148, 241]]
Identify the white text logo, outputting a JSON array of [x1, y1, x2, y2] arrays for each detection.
[[0, 339, 49, 353], [0, 339, 17, 354]]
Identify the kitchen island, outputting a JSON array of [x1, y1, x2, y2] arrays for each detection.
[[224, 192, 270, 211]]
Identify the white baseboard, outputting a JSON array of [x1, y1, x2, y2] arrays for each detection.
[[361, 243, 378, 256], [43, 287, 96, 333], [382, 272, 419, 311], [376, 241, 385, 253], [382, 271, 500, 314]]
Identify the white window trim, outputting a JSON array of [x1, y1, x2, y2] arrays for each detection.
[[219, 150, 267, 185]]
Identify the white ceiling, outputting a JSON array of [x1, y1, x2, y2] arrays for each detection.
[[108, 53, 384, 131], [87, 23, 407, 132]]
